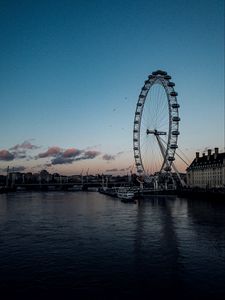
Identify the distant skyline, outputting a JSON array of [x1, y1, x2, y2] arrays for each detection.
[[0, 0, 224, 175]]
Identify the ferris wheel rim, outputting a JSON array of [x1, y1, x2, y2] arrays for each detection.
[[133, 70, 180, 179]]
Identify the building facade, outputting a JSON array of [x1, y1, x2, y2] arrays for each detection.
[[186, 148, 225, 188]]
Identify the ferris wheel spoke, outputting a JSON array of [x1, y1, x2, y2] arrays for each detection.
[[141, 136, 163, 175], [158, 101, 168, 120], [141, 115, 151, 129], [154, 85, 164, 127], [157, 117, 169, 129]]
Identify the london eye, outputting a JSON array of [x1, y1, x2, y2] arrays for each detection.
[[133, 70, 180, 181]]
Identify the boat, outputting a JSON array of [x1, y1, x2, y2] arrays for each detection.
[[67, 185, 83, 191], [117, 187, 135, 201]]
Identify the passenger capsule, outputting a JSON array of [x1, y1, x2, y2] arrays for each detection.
[[137, 103, 142, 106], [139, 95, 145, 99], [148, 75, 155, 79], [170, 144, 178, 149], [133, 129, 138, 133], [135, 155, 139, 158], [134, 147, 138, 150], [168, 82, 175, 87], [145, 80, 150, 84], [168, 156, 175, 161], [133, 138, 138, 142], [172, 116, 180, 122], [135, 112, 140, 115], [171, 103, 180, 108], [134, 120, 139, 124], [170, 91, 178, 97], [152, 70, 167, 76], [164, 75, 171, 80], [172, 130, 180, 135]]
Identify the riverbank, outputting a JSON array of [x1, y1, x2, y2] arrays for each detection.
[[1, 185, 225, 201]]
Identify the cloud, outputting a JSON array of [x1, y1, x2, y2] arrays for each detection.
[[0, 150, 14, 161], [10, 140, 39, 151], [8, 140, 40, 161], [116, 151, 124, 156], [82, 150, 100, 160], [12, 149, 27, 159], [51, 157, 74, 165], [63, 148, 83, 158], [102, 154, 115, 161], [105, 168, 118, 172], [102, 151, 125, 161], [33, 144, 101, 166], [51, 149, 101, 165], [38, 147, 61, 158]]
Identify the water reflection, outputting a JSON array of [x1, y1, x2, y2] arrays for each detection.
[[0, 192, 225, 298], [133, 196, 184, 296]]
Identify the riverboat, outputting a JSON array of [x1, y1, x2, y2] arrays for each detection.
[[117, 187, 135, 201]]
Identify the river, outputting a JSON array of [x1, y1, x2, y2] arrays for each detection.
[[0, 191, 225, 299]]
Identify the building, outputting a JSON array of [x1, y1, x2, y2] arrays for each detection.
[[186, 148, 225, 188]]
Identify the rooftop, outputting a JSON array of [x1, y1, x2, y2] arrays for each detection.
[[187, 149, 225, 171]]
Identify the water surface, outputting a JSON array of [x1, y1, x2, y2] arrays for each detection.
[[0, 191, 225, 299]]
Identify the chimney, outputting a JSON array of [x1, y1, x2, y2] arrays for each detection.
[[214, 147, 219, 159], [207, 149, 211, 160], [196, 152, 199, 161]]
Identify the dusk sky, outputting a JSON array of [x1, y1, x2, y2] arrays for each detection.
[[0, 0, 224, 175]]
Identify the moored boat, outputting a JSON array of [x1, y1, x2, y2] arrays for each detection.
[[117, 187, 135, 201]]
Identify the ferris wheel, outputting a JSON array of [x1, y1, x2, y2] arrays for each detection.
[[133, 70, 180, 180]]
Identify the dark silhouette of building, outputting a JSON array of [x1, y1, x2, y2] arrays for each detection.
[[186, 148, 225, 188]]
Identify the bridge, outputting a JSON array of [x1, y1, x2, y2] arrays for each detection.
[[4, 179, 130, 192]]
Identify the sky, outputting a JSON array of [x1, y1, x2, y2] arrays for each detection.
[[0, 0, 224, 175]]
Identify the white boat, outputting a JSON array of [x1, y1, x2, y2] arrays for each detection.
[[117, 187, 135, 201], [68, 185, 83, 191]]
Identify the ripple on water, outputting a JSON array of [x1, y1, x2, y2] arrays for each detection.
[[0, 192, 225, 298]]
